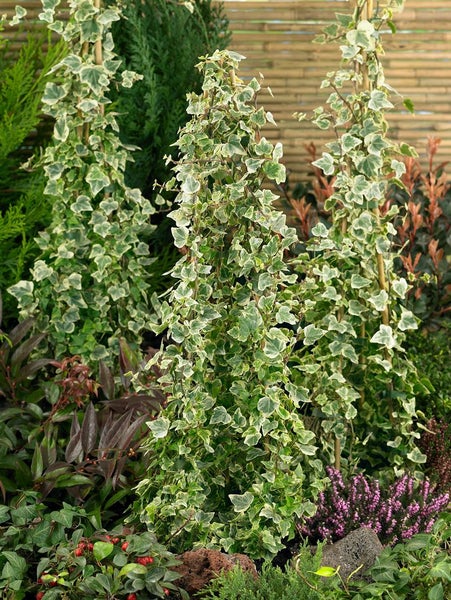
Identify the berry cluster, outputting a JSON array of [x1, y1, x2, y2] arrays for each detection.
[[34, 533, 173, 599]]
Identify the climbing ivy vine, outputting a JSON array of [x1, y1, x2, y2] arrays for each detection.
[[9, 0, 155, 363], [137, 50, 323, 559], [292, 0, 424, 469]]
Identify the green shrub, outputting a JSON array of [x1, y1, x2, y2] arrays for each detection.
[[339, 515, 451, 600], [0, 21, 66, 325], [405, 326, 451, 421], [0, 494, 187, 600]]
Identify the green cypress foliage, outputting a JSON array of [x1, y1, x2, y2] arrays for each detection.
[[0, 22, 66, 323], [108, 0, 231, 199]]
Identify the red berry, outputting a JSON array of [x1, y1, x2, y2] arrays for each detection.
[[127, 594, 137, 600], [121, 541, 129, 551], [164, 589, 170, 596], [77, 541, 86, 549], [111, 537, 120, 544], [74, 547, 84, 556], [87, 542, 94, 551], [36, 593, 45, 600]]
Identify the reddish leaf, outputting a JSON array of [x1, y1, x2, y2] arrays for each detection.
[[10, 332, 47, 370], [65, 414, 83, 463], [98, 360, 115, 400], [7, 318, 35, 347], [80, 402, 98, 455]]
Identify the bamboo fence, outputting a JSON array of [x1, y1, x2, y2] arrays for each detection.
[[222, 0, 451, 182], [1, 0, 451, 182]]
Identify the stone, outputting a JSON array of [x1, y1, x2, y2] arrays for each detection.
[[320, 527, 384, 581], [174, 548, 258, 597]]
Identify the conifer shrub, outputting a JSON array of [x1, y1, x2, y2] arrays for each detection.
[[0, 21, 66, 324], [109, 0, 230, 199]]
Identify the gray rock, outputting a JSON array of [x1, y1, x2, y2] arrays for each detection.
[[321, 527, 384, 581]]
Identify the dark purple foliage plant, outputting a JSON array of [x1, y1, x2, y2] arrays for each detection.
[[298, 466, 449, 547]]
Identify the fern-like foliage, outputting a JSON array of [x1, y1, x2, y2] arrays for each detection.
[[0, 26, 66, 324], [109, 0, 231, 199]]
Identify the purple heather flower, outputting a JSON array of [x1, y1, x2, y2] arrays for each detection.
[[298, 468, 449, 546]]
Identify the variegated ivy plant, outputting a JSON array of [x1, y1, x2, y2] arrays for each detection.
[[8, 0, 155, 363], [137, 50, 323, 559], [292, 0, 424, 469]]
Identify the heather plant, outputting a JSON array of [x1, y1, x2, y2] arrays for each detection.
[[292, 0, 422, 469], [137, 49, 321, 558], [298, 466, 449, 547], [8, 0, 155, 364]]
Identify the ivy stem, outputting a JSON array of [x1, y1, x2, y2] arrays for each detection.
[[362, 0, 394, 422], [94, 0, 104, 116]]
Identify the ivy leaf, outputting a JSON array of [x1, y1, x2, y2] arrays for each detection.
[[350, 274, 371, 289], [147, 417, 170, 439], [86, 165, 110, 196], [303, 324, 325, 345], [257, 396, 278, 416], [210, 406, 232, 425], [229, 492, 254, 513], [172, 226, 189, 249], [42, 82, 68, 105], [181, 175, 201, 194], [368, 90, 394, 111], [80, 65, 109, 94], [391, 159, 406, 178], [341, 133, 361, 152], [54, 116, 70, 142], [71, 195, 93, 213], [263, 161, 286, 184], [263, 328, 289, 358], [97, 8, 121, 25], [370, 325, 396, 349], [398, 308, 418, 331], [312, 153, 335, 176], [229, 303, 263, 342]]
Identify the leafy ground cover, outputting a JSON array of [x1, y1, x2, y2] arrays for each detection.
[[0, 0, 449, 599]]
